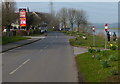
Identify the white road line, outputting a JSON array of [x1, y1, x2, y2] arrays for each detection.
[[44, 45, 48, 49], [40, 49, 43, 52], [9, 50, 13, 52], [0, 53, 5, 55], [9, 59, 30, 75]]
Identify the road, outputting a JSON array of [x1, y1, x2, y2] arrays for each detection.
[[3, 32, 78, 82]]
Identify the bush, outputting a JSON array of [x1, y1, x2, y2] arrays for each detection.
[[109, 69, 118, 75], [100, 60, 109, 68], [109, 55, 117, 61], [96, 49, 101, 53], [95, 55, 101, 60], [102, 50, 107, 56], [110, 45, 117, 50], [88, 48, 96, 53]]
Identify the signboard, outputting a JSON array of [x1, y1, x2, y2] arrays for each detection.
[[19, 8, 26, 27]]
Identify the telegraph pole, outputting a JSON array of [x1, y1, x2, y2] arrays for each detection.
[[50, 0, 54, 16]]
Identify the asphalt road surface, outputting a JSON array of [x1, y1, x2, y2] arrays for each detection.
[[3, 32, 78, 82]]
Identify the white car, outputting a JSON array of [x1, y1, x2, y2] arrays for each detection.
[[3, 29, 6, 32]]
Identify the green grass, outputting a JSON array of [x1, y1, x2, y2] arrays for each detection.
[[76, 50, 118, 82], [69, 34, 105, 48], [30, 33, 42, 36], [2, 36, 30, 45]]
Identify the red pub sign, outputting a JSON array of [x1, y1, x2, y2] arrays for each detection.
[[19, 8, 26, 27]]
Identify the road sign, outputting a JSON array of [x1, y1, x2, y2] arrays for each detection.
[[92, 25, 95, 46], [104, 24, 108, 31], [104, 24, 108, 49], [92, 25, 95, 32], [19, 8, 26, 27]]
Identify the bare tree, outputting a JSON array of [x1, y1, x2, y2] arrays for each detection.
[[47, 13, 60, 31], [80, 10, 88, 33], [56, 8, 89, 33], [2, 0, 16, 37], [57, 8, 68, 29], [68, 8, 76, 31], [84, 22, 93, 34], [75, 9, 88, 32]]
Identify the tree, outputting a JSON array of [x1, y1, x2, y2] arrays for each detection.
[[80, 10, 88, 33], [75, 10, 88, 32], [26, 12, 34, 30], [0, 2, 2, 24], [2, 0, 16, 37], [68, 8, 76, 31], [57, 8, 68, 29]]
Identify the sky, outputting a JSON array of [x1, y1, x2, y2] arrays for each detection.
[[16, 2, 118, 24]]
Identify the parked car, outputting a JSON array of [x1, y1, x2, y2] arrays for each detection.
[[61, 28, 71, 31]]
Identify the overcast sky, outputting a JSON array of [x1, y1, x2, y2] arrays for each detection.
[[16, 2, 118, 24]]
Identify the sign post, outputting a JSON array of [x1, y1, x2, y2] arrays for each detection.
[[19, 8, 26, 27], [104, 24, 108, 49], [92, 25, 95, 47]]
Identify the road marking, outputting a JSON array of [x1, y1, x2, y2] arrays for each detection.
[[9, 59, 30, 75], [44, 45, 48, 49], [9, 50, 13, 52], [40, 49, 43, 52], [0, 53, 5, 55]]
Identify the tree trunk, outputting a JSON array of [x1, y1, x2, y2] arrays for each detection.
[[6, 25, 11, 37], [77, 24, 80, 32], [71, 23, 73, 31]]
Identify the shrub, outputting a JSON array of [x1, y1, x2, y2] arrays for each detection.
[[95, 55, 101, 60], [110, 45, 117, 50], [109, 55, 117, 61], [88, 48, 96, 53], [102, 50, 107, 56], [100, 60, 109, 68], [96, 49, 101, 53], [109, 69, 118, 75]]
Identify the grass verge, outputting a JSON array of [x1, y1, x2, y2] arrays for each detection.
[[76, 50, 119, 82], [2, 36, 30, 45], [69, 35, 105, 48], [63, 31, 118, 48]]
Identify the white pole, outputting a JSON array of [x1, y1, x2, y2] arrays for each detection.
[[93, 31, 95, 47], [105, 31, 107, 49]]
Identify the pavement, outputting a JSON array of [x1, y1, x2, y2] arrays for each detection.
[[2, 32, 78, 82], [73, 47, 87, 56], [2, 36, 45, 52]]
